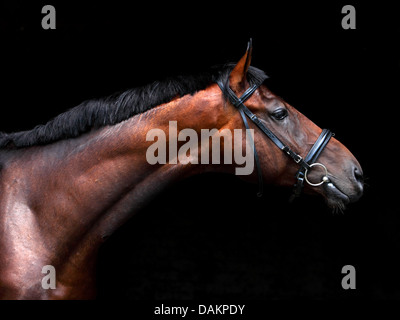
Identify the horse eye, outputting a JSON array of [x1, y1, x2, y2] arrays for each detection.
[[271, 109, 288, 121]]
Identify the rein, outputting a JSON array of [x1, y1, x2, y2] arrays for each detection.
[[216, 78, 333, 200]]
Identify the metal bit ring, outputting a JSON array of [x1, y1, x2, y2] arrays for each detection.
[[304, 163, 329, 187]]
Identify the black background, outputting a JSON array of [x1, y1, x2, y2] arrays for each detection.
[[1, 1, 399, 300]]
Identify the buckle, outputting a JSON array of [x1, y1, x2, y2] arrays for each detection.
[[294, 155, 303, 164]]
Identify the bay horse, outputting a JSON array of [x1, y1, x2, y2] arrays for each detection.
[[0, 42, 363, 299]]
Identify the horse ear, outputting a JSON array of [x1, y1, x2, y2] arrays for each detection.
[[229, 39, 253, 91]]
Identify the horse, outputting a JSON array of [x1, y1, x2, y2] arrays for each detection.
[[0, 41, 363, 299]]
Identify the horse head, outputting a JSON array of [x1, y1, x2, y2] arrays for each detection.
[[224, 41, 363, 210]]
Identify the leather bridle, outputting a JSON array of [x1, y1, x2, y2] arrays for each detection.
[[217, 76, 333, 200]]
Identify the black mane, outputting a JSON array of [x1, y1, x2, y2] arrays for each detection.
[[0, 65, 267, 149]]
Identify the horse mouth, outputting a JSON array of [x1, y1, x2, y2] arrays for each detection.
[[323, 180, 350, 211]]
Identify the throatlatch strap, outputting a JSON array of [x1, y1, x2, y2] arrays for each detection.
[[218, 81, 263, 196], [238, 107, 264, 197]]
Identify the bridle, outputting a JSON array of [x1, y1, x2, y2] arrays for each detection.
[[217, 76, 333, 200]]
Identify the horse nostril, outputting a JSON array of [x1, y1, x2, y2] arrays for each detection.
[[353, 166, 364, 184]]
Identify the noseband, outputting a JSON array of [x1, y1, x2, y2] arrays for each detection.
[[217, 78, 333, 200]]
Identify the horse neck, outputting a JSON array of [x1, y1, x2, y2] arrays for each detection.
[[0, 83, 231, 298], [0, 83, 241, 298], [28, 84, 228, 246]]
